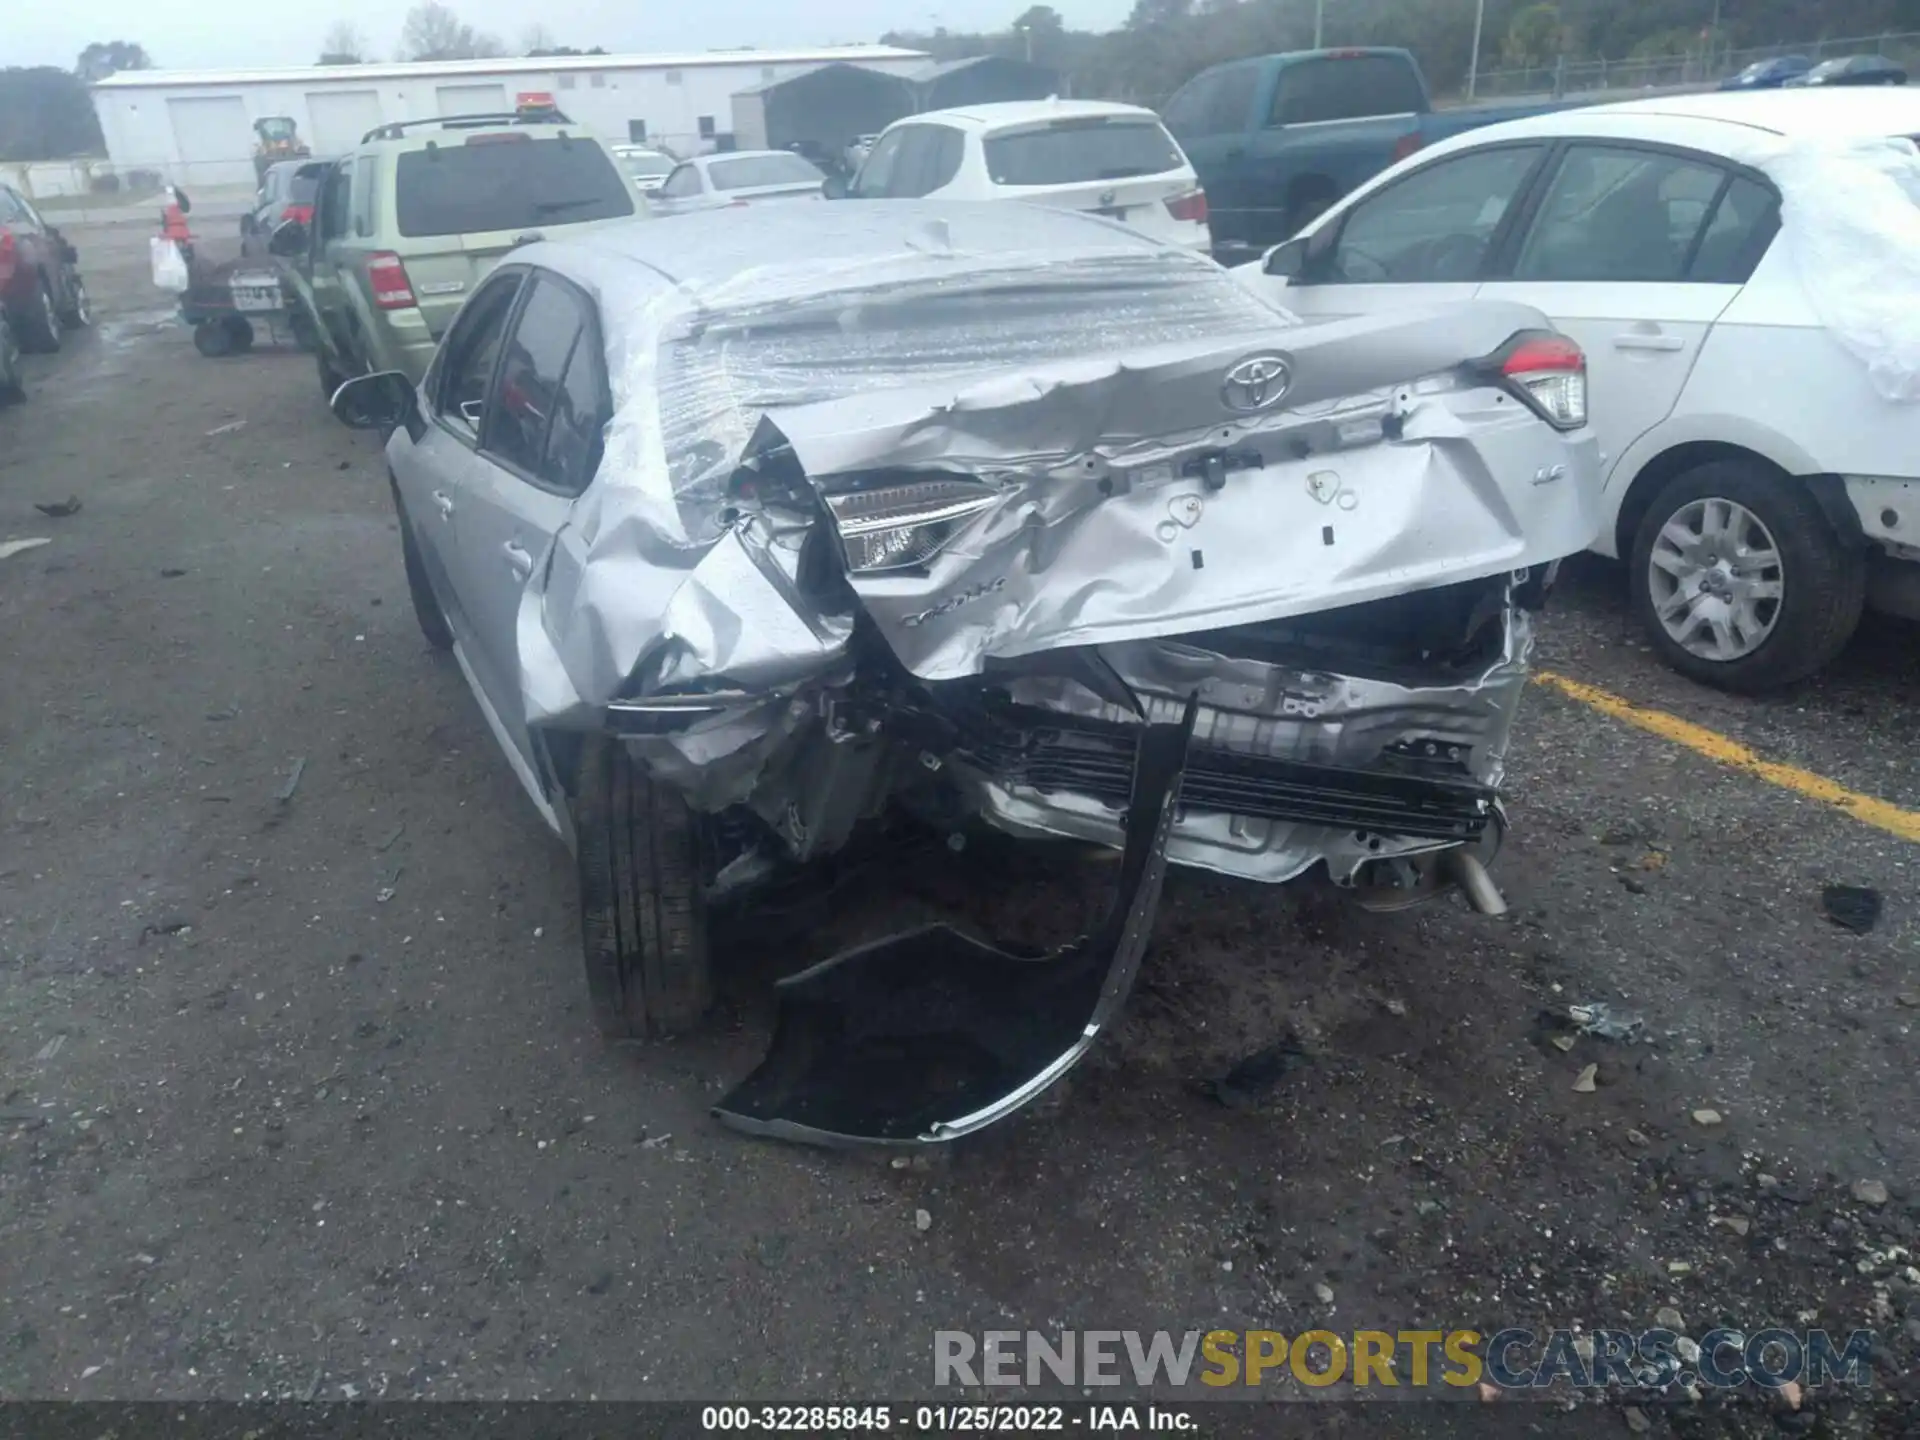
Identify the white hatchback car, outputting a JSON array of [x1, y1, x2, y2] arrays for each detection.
[[845, 99, 1212, 250], [1237, 89, 1920, 691]]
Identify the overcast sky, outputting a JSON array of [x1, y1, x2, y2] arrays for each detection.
[[20, 0, 1138, 70]]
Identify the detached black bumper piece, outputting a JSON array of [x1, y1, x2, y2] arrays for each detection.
[[712, 698, 1197, 1148]]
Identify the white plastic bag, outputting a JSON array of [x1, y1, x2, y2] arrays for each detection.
[[150, 236, 189, 292]]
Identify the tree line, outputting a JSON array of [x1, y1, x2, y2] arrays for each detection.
[[889, 0, 1914, 105]]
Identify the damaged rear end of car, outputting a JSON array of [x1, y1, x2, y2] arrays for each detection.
[[504, 206, 1600, 1144]]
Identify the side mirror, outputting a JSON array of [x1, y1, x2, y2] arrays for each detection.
[[822, 175, 849, 200], [267, 219, 309, 257], [331, 370, 419, 436], [1263, 237, 1309, 280]]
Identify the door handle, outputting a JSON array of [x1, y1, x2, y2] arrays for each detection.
[[431, 490, 454, 518], [1612, 333, 1685, 352], [503, 540, 533, 580]]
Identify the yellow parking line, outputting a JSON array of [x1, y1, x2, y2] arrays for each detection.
[[1532, 671, 1920, 845]]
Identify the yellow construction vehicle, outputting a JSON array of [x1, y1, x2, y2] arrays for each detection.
[[252, 117, 311, 183]]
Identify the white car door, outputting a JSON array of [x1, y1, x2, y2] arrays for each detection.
[[1475, 144, 1763, 490], [1246, 142, 1551, 322]]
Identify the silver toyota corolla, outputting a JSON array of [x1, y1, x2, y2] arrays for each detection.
[[331, 201, 1600, 1146]]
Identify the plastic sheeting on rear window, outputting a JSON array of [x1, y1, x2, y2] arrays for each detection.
[[1755, 135, 1920, 403], [618, 249, 1295, 521]]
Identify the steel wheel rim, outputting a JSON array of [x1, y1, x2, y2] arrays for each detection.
[[70, 278, 90, 326], [41, 283, 61, 338], [1647, 496, 1785, 661]]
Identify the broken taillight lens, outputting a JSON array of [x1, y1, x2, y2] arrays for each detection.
[[1488, 331, 1587, 430], [367, 251, 417, 310], [1164, 189, 1209, 224], [824, 477, 1000, 574]]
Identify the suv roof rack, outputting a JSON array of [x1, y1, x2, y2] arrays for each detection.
[[360, 110, 575, 143]]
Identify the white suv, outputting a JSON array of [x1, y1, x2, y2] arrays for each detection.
[[845, 100, 1211, 250], [1237, 88, 1920, 691]]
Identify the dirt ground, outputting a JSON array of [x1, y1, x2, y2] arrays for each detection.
[[2, 218, 1917, 1433]]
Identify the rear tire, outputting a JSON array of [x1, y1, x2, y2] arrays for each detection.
[[0, 314, 23, 401], [193, 320, 234, 358], [17, 277, 62, 353], [575, 739, 713, 1040], [224, 316, 255, 353], [59, 272, 91, 328], [1629, 459, 1864, 692], [390, 480, 454, 652]]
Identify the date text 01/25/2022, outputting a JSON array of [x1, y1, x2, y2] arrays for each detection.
[[700, 1405, 1198, 1432]]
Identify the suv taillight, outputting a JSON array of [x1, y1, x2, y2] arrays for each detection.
[[282, 203, 313, 225], [1165, 189, 1209, 224], [0, 227, 15, 283], [1391, 131, 1426, 163], [1486, 331, 1587, 430], [367, 251, 417, 310]]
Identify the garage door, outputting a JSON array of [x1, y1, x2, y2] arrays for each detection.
[[306, 90, 384, 154], [436, 84, 509, 118], [166, 96, 255, 186]]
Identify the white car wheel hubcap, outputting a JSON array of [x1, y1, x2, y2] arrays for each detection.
[[1647, 496, 1784, 662]]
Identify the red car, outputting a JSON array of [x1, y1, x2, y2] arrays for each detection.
[[0, 182, 91, 353]]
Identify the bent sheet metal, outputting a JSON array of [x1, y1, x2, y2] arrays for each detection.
[[713, 697, 1198, 1146]]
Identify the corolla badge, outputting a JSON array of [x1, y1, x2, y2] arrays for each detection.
[[1220, 353, 1292, 413]]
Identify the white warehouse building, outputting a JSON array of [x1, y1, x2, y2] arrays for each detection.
[[89, 46, 929, 187]]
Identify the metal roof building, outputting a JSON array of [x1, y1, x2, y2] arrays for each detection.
[[89, 46, 929, 187], [728, 55, 1061, 154]]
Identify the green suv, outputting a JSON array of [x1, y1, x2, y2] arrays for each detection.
[[270, 114, 639, 395]]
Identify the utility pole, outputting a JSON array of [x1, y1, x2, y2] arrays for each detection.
[[1467, 0, 1486, 97], [1313, 0, 1324, 48]]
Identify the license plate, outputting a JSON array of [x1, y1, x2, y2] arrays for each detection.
[[233, 277, 280, 312]]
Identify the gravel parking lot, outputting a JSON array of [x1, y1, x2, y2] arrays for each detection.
[[2, 219, 1917, 1431]]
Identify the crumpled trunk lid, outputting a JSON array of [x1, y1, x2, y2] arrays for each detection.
[[765, 300, 1599, 682]]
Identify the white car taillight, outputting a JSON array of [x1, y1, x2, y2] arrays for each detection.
[[1497, 333, 1587, 430], [367, 251, 417, 310], [824, 478, 999, 573]]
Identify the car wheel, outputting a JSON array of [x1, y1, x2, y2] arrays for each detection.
[[224, 316, 255, 353], [1630, 459, 1864, 692], [574, 738, 714, 1040], [17, 277, 63, 353], [59, 272, 91, 328], [389, 480, 454, 652], [0, 314, 23, 401], [192, 320, 236, 358]]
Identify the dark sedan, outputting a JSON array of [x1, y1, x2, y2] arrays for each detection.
[[1786, 55, 1908, 87], [0, 182, 90, 353], [1720, 55, 1811, 89]]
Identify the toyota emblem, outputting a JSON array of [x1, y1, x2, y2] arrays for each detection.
[[1220, 353, 1292, 413], [1098, 188, 1117, 207]]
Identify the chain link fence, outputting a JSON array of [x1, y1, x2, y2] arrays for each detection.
[[1, 158, 262, 225], [1466, 30, 1918, 102]]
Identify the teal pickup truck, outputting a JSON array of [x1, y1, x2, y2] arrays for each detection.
[[1164, 47, 1577, 260]]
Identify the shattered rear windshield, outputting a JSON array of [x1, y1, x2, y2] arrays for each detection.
[[655, 252, 1291, 498]]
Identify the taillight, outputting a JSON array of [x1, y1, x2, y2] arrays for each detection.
[[0, 227, 14, 282], [1165, 189, 1209, 224], [282, 203, 313, 225], [1486, 331, 1587, 430], [367, 251, 417, 310], [1390, 131, 1426, 163]]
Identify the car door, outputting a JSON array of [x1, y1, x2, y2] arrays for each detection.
[[391, 268, 527, 655], [1160, 63, 1263, 251], [455, 270, 608, 780], [1260, 142, 1550, 322], [289, 161, 357, 369], [1477, 143, 1765, 488]]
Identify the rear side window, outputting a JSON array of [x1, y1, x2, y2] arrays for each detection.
[[1270, 56, 1425, 125], [1164, 65, 1259, 141], [290, 171, 323, 204], [857, 125, 964, 197], [482, 274, 606, 495], [1513, 145, 1739, 283], [707, 153, 823, 191], [985, 119, 1184, 186], [1687, 174, 1778, 283], [394, 138, 634, 238]]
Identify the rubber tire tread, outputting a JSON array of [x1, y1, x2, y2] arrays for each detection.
[[576, 740, 712, 1039]]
